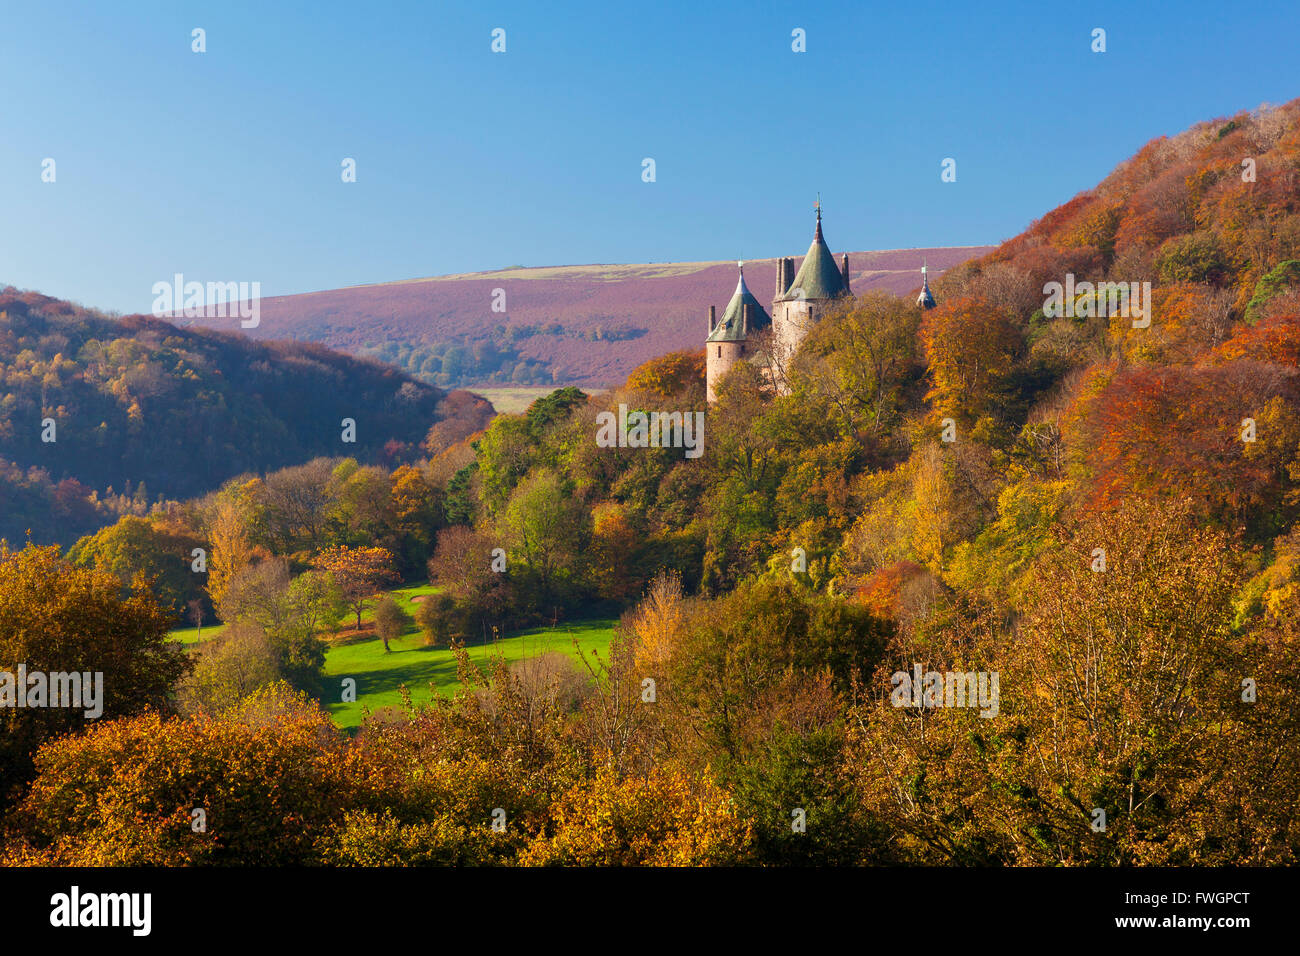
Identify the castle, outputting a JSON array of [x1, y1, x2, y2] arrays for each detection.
[[705, 203, 937, 402]]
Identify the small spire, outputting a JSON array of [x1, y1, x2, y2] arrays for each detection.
[[814, 193, 823, 240], [917, 259, 936, 310]]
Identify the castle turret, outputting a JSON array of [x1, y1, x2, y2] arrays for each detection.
[[917, 261, 936, 310], [769, 200, 852, 386], [707, 262, 772, 403], [779, 203, 849, 304]]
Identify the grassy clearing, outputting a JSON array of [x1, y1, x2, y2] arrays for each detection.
[[167, 581, 616, 730], [170, 583, 439, 645], [169, 622, 226, 647], [322, 616, 616, 730]]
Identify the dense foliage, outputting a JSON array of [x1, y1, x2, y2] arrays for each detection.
[[0, 288, 464, 545], [5, 100, 1300, 865]]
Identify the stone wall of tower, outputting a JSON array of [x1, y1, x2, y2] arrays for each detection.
[[771, 297, 829, 360], [706, 340, 745, 403], [770, 296, 840, 395]]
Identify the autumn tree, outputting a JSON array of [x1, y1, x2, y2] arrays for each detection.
[[422, 390, 494, 457], [625, 349, 706, 400], [919, 296, 1023, 431], [312, 545, 399, 629], [498, 468, 591, 610], [629, 572, 691, 676], [1214, 292, 1300, 365], [0, 543, 188, 810], [519, 766, 752, 866], [390, 463, 444, 572], [205, 490, 254, 611], [428, 525, 502, 607], [414, 593, 459, 646], [327, 459, 397, 550], [177, 624, 282, 715], [66, 514, 207, 614], [214, 560, 340, 691], [589, 502, 641, 603], [1071, 360, 1300, 534], [217, 558, 296, 633], [790, 291, 920, 442], [1001, 498, 1250, 863], [2, 687, 363, 865], [253, 457, 336, 555], [372, 596, 413, 653]]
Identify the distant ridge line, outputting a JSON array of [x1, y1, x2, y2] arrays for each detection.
[[313, 245, 999, 294]]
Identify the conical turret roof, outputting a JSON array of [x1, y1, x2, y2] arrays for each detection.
[[917, 262, 936, 309], [778, 207, 848, 302], [708, 264, 772, 342]]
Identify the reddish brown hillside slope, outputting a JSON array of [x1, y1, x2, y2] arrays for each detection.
[[197, 246, 992, 388]]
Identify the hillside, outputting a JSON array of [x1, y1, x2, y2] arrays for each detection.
[[7, 99, 1300, 871], [951, 103, 1300, 324], [0, 289, 459, 546], [218, 246, 992, 389]]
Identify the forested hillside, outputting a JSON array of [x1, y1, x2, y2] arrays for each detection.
[[6, 100, 1300, 867], [0, 289, 462, 546]]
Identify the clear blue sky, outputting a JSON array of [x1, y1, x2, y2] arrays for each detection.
[[2, 0, 1297, 314]]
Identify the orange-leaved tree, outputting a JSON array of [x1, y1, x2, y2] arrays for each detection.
[[311, 545, 399, 629], [0, 542, 188, 812], [919, 295, 1023, 431], [625, 349, 706, 400], [1, 686, 365, 865]]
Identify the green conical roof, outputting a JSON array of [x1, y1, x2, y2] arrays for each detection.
[[707, 266, 771, 342], [779, 212, 848, 302]]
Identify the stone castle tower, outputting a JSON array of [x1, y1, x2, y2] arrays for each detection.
[[770, 202, 851, 369], [705, 263, 771, 403], [705, 202, 850, 402], [703, 203, 938, 403]]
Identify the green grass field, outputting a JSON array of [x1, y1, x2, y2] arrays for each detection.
[[168, 581, 616, 730], [170, 583, 438, 645], [322, 615, 616, 729], [169, 622, 226, 646]]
